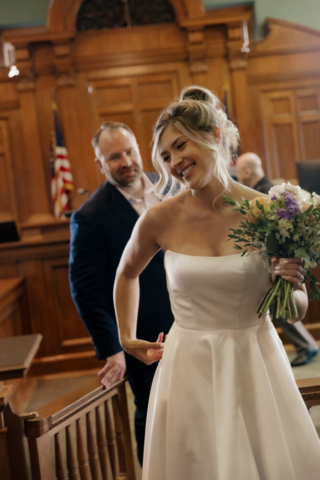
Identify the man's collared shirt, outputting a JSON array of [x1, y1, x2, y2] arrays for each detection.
[[116, 173, 160, 216]]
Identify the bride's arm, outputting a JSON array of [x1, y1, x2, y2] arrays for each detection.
[[114, 207, 165, 364]]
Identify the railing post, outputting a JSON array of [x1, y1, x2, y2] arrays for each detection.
[[117, 383, 136, 480], [27, 434, 55, 480], [4, 402, 29, 480], [0, 384, 12, 480]]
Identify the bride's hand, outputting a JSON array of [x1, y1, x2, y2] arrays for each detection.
[[122, 332, 165, 365], [271, 257, 306, 287]]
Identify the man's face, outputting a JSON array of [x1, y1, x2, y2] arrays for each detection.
[[95, 128, 143, 187], [235, 159, 251, 186]]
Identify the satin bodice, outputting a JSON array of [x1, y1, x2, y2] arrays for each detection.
[[164, 250, 271, 331]]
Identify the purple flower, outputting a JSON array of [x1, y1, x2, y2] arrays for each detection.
[[275, 192, 301, 220], [270, 194, 277, 200]]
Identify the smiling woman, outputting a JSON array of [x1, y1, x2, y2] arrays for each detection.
[[152, 85, 239, 198], [114, 85, 320, 479]]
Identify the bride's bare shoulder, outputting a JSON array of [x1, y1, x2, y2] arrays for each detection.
[[145, 191, 187, 224], [231, 182, 269, 202]]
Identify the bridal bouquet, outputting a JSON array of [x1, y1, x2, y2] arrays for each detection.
[[223, 184, 320, 321]]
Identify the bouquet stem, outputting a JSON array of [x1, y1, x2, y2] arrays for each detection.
[[257, 277, 299, 322]]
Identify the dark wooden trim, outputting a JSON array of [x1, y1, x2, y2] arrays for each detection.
[[29, 351, 103, 376], [266, 17, 320, 38]]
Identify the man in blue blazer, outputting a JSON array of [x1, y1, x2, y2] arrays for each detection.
[[69, 122, 174, 463]]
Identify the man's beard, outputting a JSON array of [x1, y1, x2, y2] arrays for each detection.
[[110, 166, 142, 187]]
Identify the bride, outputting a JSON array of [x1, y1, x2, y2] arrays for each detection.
[[114, 86, 320, 479]]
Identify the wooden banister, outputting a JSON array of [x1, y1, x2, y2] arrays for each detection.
[[0, 383, 12, 480], [25, 377, 136, 480], [296, 377, 320, 410]]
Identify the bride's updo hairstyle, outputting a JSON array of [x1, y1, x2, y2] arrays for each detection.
[[152, 85, 239, 198]]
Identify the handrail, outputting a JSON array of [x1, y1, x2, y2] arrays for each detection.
[[24, 376, 136, 480], [25, 376, 123, 437]]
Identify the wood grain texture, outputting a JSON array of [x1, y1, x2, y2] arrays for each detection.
[[24, 378, 136, 480], [0, 3, 320, 373], [0, 334, 42, 380]]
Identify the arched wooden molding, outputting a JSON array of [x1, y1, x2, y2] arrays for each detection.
[[46, 0, 204, 34]]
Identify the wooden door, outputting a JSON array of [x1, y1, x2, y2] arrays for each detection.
[[262, 86, 320, 181], [262, 90, 301, 180], [88, 72, 181, 173], [296, 88, 320, 161]]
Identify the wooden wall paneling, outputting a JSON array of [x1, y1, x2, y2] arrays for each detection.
[[0, 268, 32, 335], [133, 73, 180, 170], [296, 88, 320, 161], [42, 257, 92, 354], [35, 74, 58, 210], [89, 76, 136, 184], [245, 86, 267, 166], [88, 69, 187, 173], [0, 278, 25, 339], [229, 58, 251, 152], [0, 263, 20, 280], [205, 58, 229, 102], [262, 90, 301, 180], [90, 77, 136, 132], [71, 71, 99, 205], [0, 118, 19, 219], [0, 240, 102, 374], [2, 108, 30, 222], [19, 260, 51, 358], [55, 77, 96, 210], [16, 82, 52, 220], [0, 307, 21, 338]]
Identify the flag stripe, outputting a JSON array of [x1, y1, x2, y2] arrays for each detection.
[[50, 109, 74, 218]]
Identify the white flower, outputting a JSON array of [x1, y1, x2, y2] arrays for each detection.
[[253, 237, 261, 248], [278, 218, 292, 231], [312, 192, 320, 205], [301, 201, 313, 212], [269, 182, 304, 204]]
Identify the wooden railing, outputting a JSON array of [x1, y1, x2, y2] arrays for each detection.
[[0, 383, 12, 480], [296, 377, 320, 411], [2, 375, 318, 480], [24, 377, 136, 480]]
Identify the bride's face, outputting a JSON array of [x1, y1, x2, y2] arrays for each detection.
[[159, 125, 219, 191]]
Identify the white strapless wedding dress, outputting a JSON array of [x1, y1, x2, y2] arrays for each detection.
[[142, 250, 320, 480]]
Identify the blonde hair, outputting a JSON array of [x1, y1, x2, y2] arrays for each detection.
[[151, 85, 239, 198]]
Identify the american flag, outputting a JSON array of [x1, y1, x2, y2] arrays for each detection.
[[50, 103, 74, 218]]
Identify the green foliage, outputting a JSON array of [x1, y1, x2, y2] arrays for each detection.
[[222, 193, 320, 306]]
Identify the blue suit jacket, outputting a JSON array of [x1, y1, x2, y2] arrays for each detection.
[[69, 177, 174, 373]]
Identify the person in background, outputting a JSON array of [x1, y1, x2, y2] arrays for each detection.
[[236, 152, 319, 367], [69, 122, 174, 463]]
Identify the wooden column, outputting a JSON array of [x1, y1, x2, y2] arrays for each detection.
[[227, 23, 251, 152], [12, 39, 52, 220]]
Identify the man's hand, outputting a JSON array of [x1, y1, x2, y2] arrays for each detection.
[[98, 351, 126, 389]]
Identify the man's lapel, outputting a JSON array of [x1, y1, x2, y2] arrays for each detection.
[[103, 181, 139, 231], [102, 179, 164, 261]]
